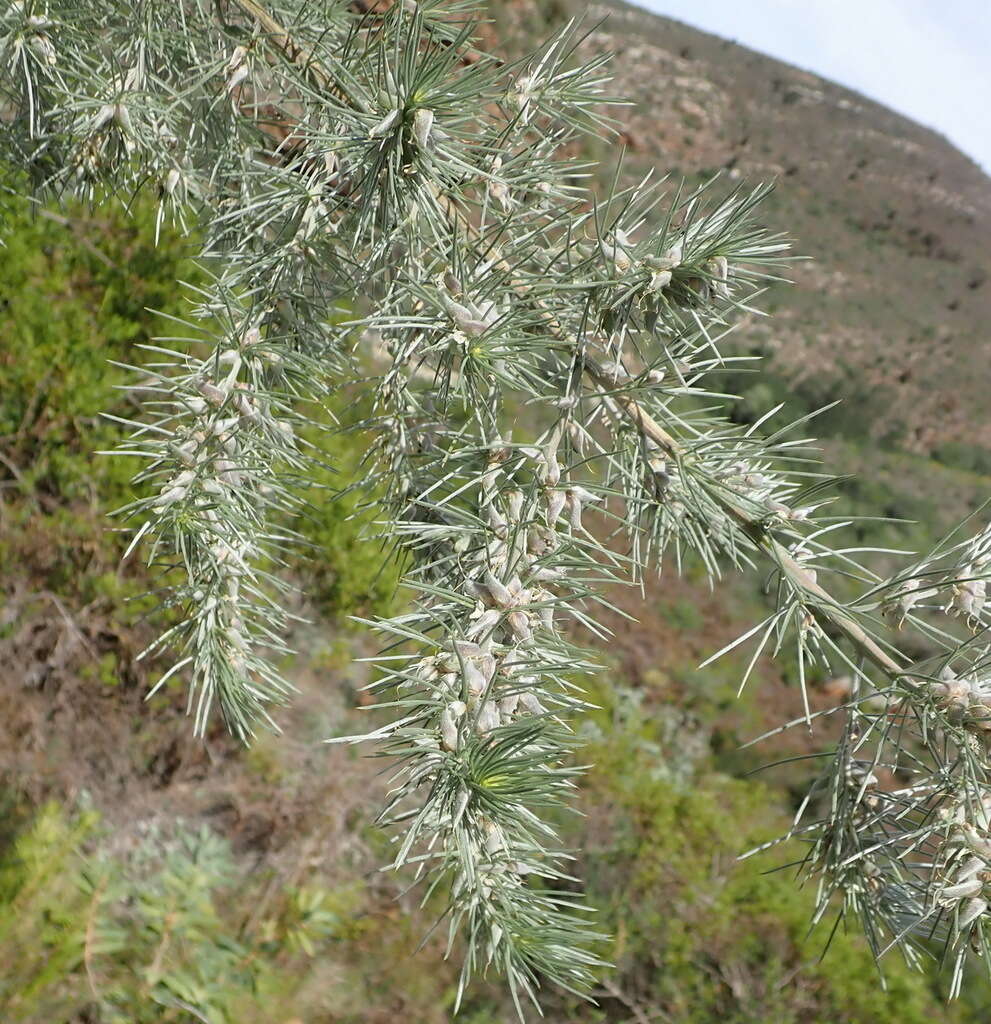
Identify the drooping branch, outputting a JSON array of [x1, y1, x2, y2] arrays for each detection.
[[228, 0, 907, 685]]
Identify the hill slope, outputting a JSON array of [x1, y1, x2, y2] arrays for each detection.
[[502, 0, 991, 454]]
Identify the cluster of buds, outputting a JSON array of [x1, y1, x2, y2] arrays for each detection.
[[948, 565, 988, 626], [844, 759, 881, 813], [592, 233, 695, 301], [507, 71, 538, 125], [881, 535, 989, 635], [936, 799, 991, 930], [129, 315, 313, 737], [881, 577, 934, 628], [598, 228, 634, 273], [20, 10, 56, 66], [486, 155, 512, 212], [439, 278, 503, 339], [939, 860, 991, 929], [92, 100, 133, 140], [225, 45, 249, 95], [151, 332, 294, 517], [408, 425, 599, 760], [928, 666, 991, 732], [722, 459, 773, 499], [389, 427, 589, 961], [642, 239, 684, 293]]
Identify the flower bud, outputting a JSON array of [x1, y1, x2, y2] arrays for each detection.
[[537, 599, 554, 631], [28, 31, 57, 65], [546, 489, 567, 524], [520, 691, 544, 715], [369, 108, 400, 138], [485, 571, 514, 609], [162, 167, 182, 197], [197, 380, 227, 406], [646, 269, 672, 293], [440, 701, 466, 751], [599, 234, 631, 272], [113, 104, 133, 135], [465, 608, 501, 640], [507, 610, 532, 641], [540, 444, 560, 488], [954, 572, 987, 622], [475, 702, 500, 735], [93, 104, 116, 131], [412, 108, 434, 149], [959, 896, 988, 928], [949, 875, 991, 904], [157, 484, 187, 507], [484, 823, 505, 855], [499, 692, 520, 718], [463, 660, 486, 697], [707, 255, 730, 297]]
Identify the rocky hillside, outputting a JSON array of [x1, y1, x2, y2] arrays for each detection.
[[502, 0, 991, 456]]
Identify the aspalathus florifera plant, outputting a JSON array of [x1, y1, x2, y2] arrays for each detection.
[[4, 0, 991, 1011]]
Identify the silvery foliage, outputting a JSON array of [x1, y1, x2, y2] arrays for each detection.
[[3, 0, 991, 1009]]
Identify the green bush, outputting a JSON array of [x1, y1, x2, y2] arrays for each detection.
[[290, 409, 401, 621], [0, 804, 366, 1023], [0, 187, 398, 626], [0, 187, 200, 507], [932, 441, 991, 478], [560, 680, 981, 1024]]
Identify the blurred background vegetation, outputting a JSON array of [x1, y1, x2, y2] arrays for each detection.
[[3, 1, 991, 1020]]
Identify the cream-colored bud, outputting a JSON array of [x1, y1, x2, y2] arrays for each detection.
[[226, 63, 248, 94], [174, 439, 197, 466], [93, 104, 116, 131], [499, 692, 520, 718], [960, 896, 988, 928], [28, 32, 56, 65], [646, 269, 672, 293], [546, 489, 567, 524], [485, 823, 505, 855], [369, 108, 400, 138], [197, 380, 227, 405], [475, 702, 500, 735], [708, 255, 729, 281], [465, 608, 501, 640], [485, 571, 514, 609], [440, 702, 466, 751], [463, 660, 487, 697], [412, 107, 434, 148], [157, 484, 187, 507], [161, 168, 182, 197], [507, 610, 532, 641], [520, 691, 545, 715], [540, 445, 560, 488], [113, 104, 132, 135]]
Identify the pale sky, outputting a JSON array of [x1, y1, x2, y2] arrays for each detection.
[[639, 0, 991, 174]]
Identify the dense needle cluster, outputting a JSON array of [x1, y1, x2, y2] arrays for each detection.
[[3, 0, 991, 1011]]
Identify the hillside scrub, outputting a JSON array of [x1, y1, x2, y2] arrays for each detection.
[[4, 696, 987, 1024]]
